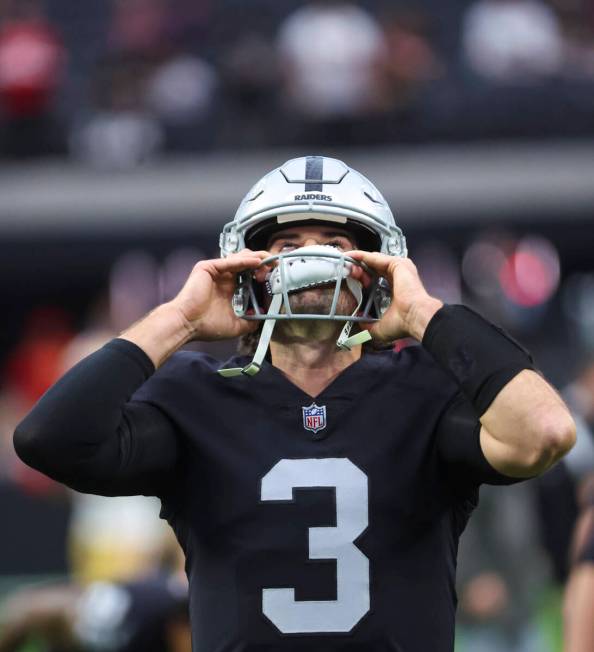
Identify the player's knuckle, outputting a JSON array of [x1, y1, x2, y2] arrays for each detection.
[[194, 259, 214, 272]]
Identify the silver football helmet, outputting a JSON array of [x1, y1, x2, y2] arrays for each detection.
[[218, 156, 407, 378]]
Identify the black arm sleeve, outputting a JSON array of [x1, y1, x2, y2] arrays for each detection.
[[13, 339, 179, 497], [423, 305, 535, 416], [437, 393, 523, 492]]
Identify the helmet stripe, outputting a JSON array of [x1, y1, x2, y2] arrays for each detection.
[[305, 156, 324, 192]]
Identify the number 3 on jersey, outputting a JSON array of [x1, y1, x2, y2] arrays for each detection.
[[260, 458, 370, 634]]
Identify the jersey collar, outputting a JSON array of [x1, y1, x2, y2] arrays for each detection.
[[223, 351, 393, 405]]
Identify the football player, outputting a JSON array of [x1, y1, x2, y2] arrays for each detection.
[[14, 156, 576, 651]]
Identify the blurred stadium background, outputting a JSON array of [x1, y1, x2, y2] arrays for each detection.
[[1, 0, 594, 650]]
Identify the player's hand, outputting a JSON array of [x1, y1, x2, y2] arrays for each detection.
[[171, 250, 270, 341], [346, 251, 443, 343]]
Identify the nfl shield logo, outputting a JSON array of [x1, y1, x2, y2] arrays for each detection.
[[302, 402, 327, 435]]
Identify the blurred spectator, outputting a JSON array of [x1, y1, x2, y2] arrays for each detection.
[[109, 251, 160, 331], [68, 0, 174, 167], [0, 305, 73, 578], [462, 0, 563, 82], [147, 55, 216, 126], [456, 483, 551, 651], [556, 1, 594, 79], [1, 306, 73, 494], [413, 242, 462, 304], [0, 541, 190, 652], [166, 0, 212, 52], [0, 0, 65, 157], [277, 0, 386, 144], [146, 54, 217, 151], [108, 0, 170, 57], [69, 492, 170, 584], [217, 32, 280, 147], [563, 273, 594, 351], [535, 358, 594, 623], [3, 306, 73, 408], [563, 471, 594, 652], [377, 10, 444, 111], [0, 0, 593, 153], [108, 0, 211, 57], [69, 54, 163, 169], [69, 107, 163, 169], [72, 0, 219, 163], [564, 358, 594, 479]]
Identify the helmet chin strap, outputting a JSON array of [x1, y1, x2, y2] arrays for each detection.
[[218, 278, 371, 378], [218, 294, 283, 378], [337, 276, 372, 351]]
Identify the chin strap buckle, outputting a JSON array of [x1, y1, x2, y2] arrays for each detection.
[[336, 276, 372, 351], [218, 362, 261, 378], [337, 329, 372, 351]]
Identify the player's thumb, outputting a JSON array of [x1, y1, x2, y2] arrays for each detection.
[[235, 318, 260, 337]]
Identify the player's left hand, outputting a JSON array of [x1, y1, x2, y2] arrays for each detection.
[[346, 251, 443, 343]]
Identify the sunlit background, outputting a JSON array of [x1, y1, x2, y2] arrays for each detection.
[[1, 0, 594, 651]]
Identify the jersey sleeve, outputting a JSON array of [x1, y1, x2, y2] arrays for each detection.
[[436, 392, 523, 492], [13, 339, 180, 498]]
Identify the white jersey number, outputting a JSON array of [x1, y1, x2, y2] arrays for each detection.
[[260, 458, 370, 633]]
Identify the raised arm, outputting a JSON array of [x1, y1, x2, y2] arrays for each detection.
[[349, 252, 576, 478], [14, 250, 268, 496], [120, 250, 268, 368], [13, 339, 179, 496]]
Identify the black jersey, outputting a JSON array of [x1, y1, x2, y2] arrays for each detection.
[[132, 346, 511, 652], [14, 340, 517, 652]]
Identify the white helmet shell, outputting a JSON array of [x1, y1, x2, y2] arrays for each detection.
[[216, 156, 406, 379], [220, 156, 407, 257]]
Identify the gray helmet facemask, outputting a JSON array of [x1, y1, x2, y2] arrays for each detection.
[[218, 156, 407, 378]]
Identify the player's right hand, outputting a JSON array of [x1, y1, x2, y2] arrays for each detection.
[[170, 250, 270, 341]]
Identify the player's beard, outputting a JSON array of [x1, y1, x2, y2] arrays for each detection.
[[238, 282, 360, 354], [272, 281, 358, 343], [285, 282, 357, 316]]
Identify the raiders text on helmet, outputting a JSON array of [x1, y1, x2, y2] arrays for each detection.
[[220, 156, 407, 258]]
